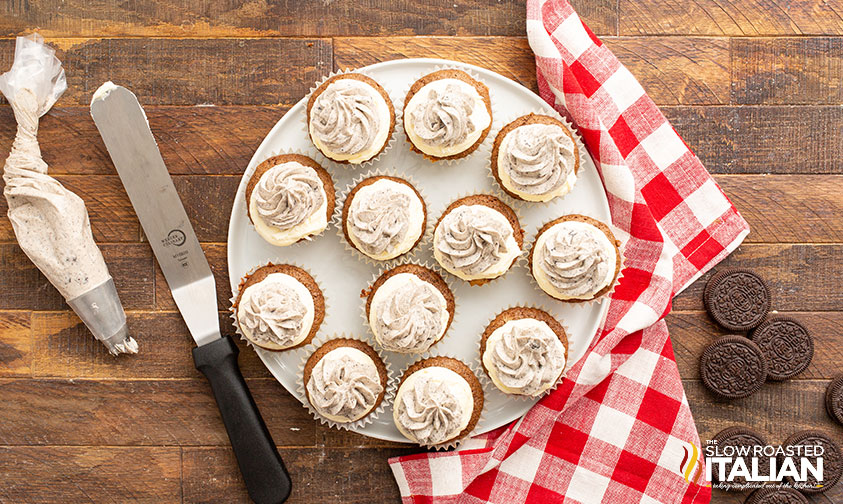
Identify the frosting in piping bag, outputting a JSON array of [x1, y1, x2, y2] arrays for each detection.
[[306, 347, 383, 423], [498, 123, 576, 200], [483, 319, 566, 396], [1, 36, 134, 355]]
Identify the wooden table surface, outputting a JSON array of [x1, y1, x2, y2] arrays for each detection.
[[0, 1, 841, 503]]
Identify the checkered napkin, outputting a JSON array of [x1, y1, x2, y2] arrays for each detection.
[[388, 1, 751, 502]]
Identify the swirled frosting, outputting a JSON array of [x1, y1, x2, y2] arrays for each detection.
[[369, 273, 449, 353], [483, 319, 566, 396], [309, 77, 391, 163], [533, 220, 617, 300], [405, 78, 491, 157], [347, 179, 425, 260], [249, 161, 328, 246], [306, 346, 384, 423], [498, 122, 577, 202], [237, 273, 314, 349], [394, 366, 474, 445], [434, 204, 520, 280]]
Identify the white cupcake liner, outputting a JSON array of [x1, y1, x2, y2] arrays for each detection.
[[475, 304, 571, 401], [244, 147, 337, 250], [333, 167, 430, 267], [229, 260, 329, 352], [393, 352, 486, 450], [398, 64, 501, 166], [302, 68, 399, 170], [525, 215, 626, 308], [361, 259, 458, 355], [426, 191, 526, 288], [486, 108, 587, 208], [297, 332, 395, 432]]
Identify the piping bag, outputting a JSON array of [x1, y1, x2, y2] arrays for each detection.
[[0, 34, 136, 355]]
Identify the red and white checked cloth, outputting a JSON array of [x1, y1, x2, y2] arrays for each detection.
[[388, 1, 750, 502]]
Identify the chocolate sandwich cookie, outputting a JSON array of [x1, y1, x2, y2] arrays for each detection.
[[704, 268, 771, 331], [825, 374, 843, 425], [700, 336, 767, 399], [779, 430, 842, 494], [710, 426, 768, 491], [745, 487, 809, 504], [750, 316, 813, 381]]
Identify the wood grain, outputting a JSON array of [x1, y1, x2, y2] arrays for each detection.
[[663, 105, 843, 174], [669, 311, 843, 380], [183, 446, 414, 504], [0, 38, 332, 106], [0, 446, 181, 503], [673, 244, 843, 311], [733, 37, 843, 105], [0, 312, 30, 377], [0, 243, 154, 311], [619, 0, 843, 36]]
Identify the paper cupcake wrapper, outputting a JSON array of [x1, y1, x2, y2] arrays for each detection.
[[394, 352, 486, 450], [332, 167, 430, 267], [361, 259, 459, 355], [229, 259, 330, 353], [485, 107, 588, 209], [426, 190, 526, 288], [397, 64, 501, 166], [302, 67, 399, 170], [474, 304, 571, 402], [244, 147, 337, 250], [296, 332, 395, 432], [525, 217, 627, 309]]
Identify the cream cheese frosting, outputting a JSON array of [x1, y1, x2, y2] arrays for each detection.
[[433, 204, 520, 281], [532, 220, 617, 300], [405, 78, 491, 158], [394, 366, 474, 445], [306, 346, 384, 423], [249, 161, 328, 247], [482, 319, 566, 396], [346, 179, 425, 261], [497, 122, 577, 202], [308, 77, 392, 164], [368, 273, 449, 353], [237, 273, 314, 349]]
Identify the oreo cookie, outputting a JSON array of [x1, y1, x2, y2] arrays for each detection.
[[779, 430, 842, 494], [704, 268, 771, 331], [826, 374, 843, 425], [700, 336, 767, 399], [750, 317, 813, 381], [710, 426, 767, 491], [745, 487, 809, 504]]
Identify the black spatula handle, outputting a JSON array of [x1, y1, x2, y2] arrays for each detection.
[[193, 336, 291, 504]]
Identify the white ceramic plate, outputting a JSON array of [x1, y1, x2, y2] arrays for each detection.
[[227, 58, 611, 443]]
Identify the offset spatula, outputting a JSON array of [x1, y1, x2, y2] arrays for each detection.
[[91, 83, 291, 504]]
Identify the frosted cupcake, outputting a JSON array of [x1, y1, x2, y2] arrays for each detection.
[[491, 113, 579, 202], [480, 307, 568, 397], [393, 356, 483, 447], [365, 264, 455, 354], [403, 69, 492, 161], [530, 215, 621, 302], [303, 338, 388, 424], [234, 264, 324, 351], [433, 195, 523, 285], [246, 154, 335, 247], [342, 176, 426, 261], [307, 73, 395, 164]]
